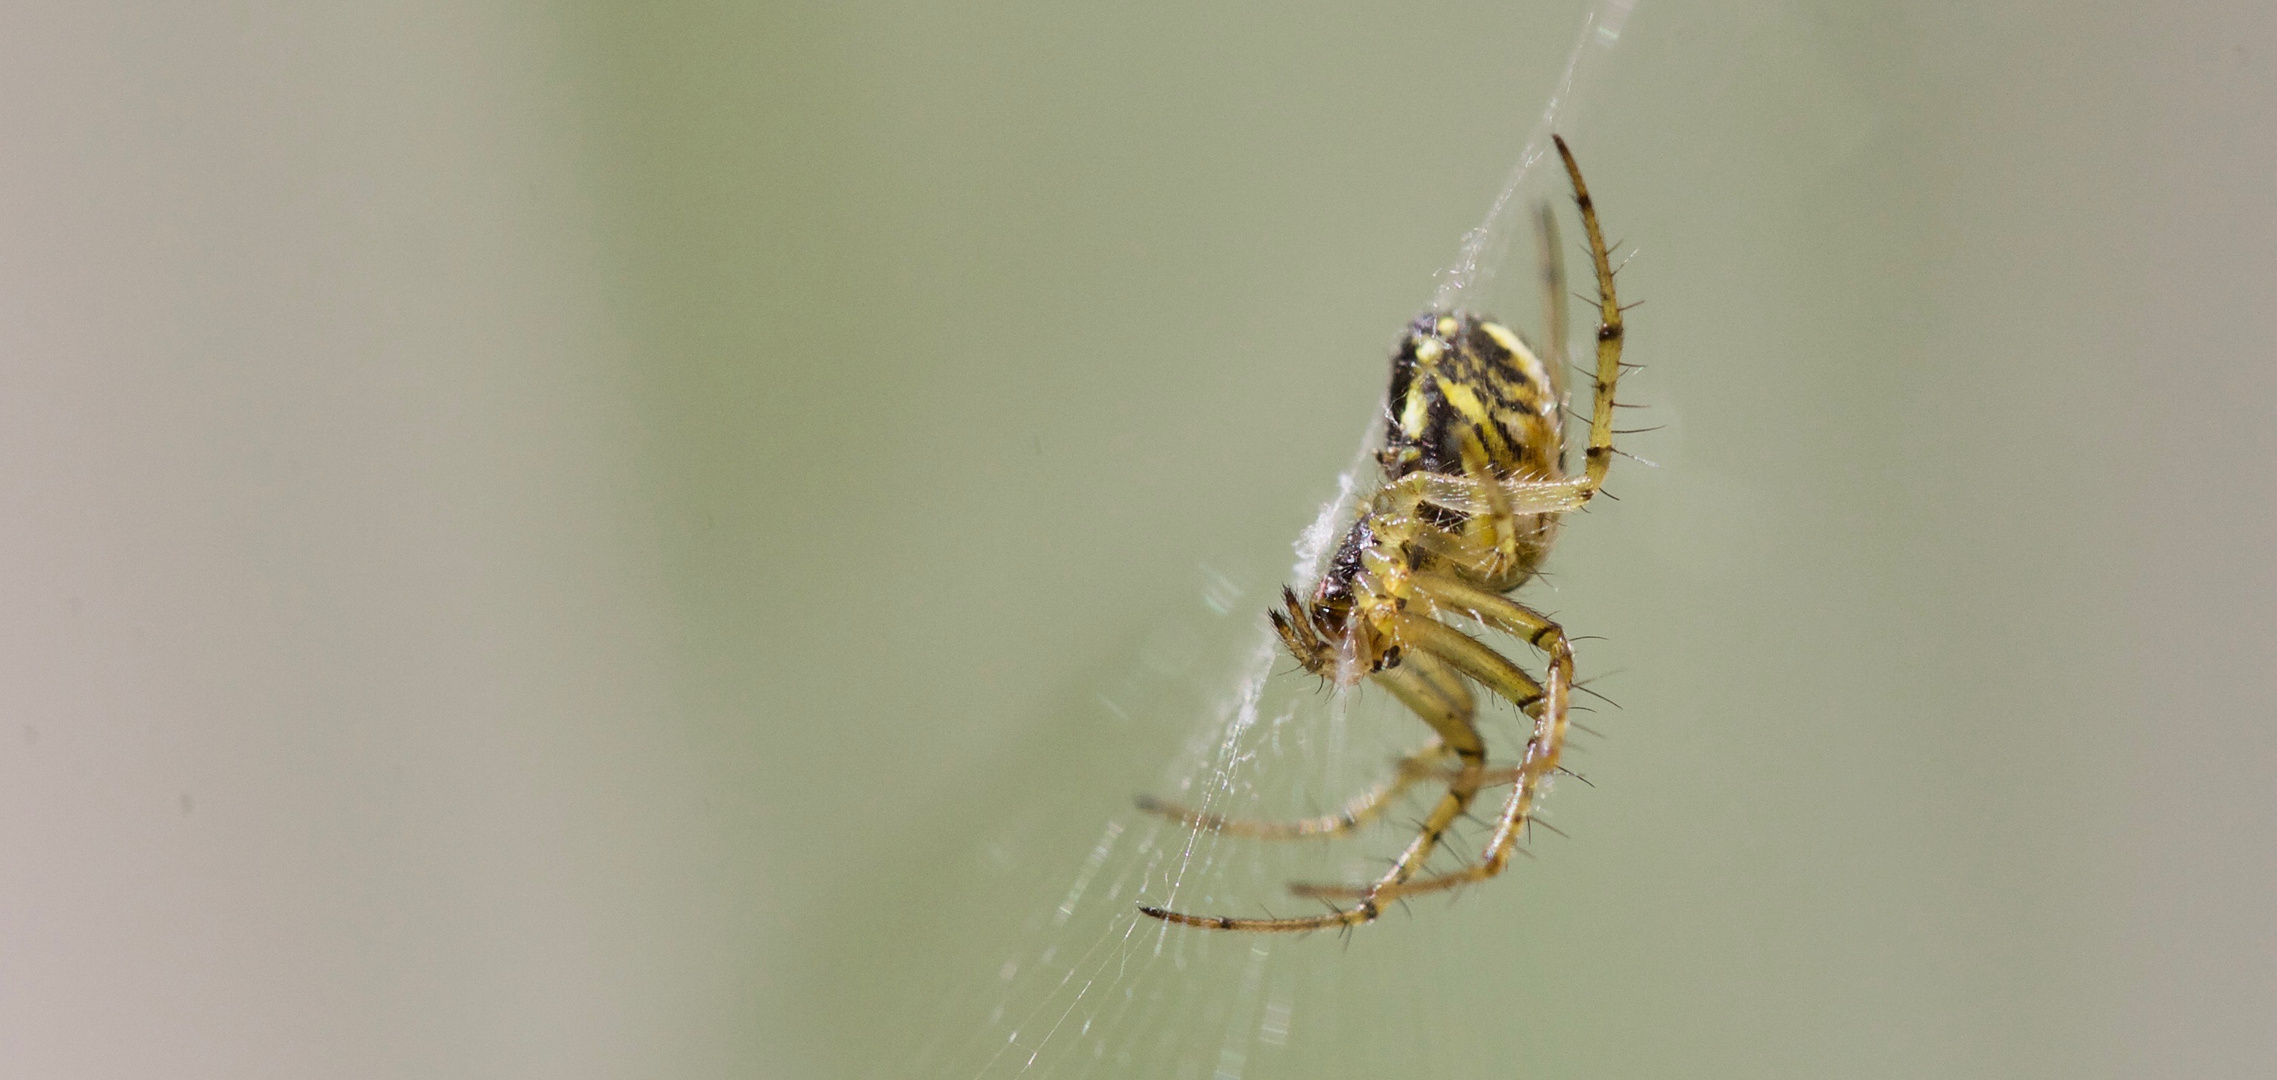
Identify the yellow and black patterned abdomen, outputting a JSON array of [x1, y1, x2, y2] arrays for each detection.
[[1379, 311, 1565, 485]]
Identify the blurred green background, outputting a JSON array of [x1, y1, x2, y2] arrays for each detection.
[[4, 1, 2274, 1077]]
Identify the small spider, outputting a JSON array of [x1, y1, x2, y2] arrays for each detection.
[[1137, 136, 1630, 932]]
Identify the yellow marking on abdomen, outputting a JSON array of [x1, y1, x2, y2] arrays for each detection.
[[1434, 375, 1513, 459]]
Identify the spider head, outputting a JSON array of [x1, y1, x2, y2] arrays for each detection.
[[1271, 594, 1396, 688]]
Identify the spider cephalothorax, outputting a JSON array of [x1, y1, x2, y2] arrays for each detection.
[[1139, 135, 1631, 932]]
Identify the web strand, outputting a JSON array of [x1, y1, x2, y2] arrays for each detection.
[[1434, 0, 1637, 316]]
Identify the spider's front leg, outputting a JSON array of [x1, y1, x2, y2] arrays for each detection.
[[1556, 133, 1626, 501]]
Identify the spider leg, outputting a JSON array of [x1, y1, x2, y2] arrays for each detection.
[[1386, 609, 1548, 720], [1552, 135, 1626, 500], [1140, 752, 1540, 839], [1293, 578, 1574, 902], [1455, 429, 1523, 581], [1133, 740, 1453, 839], [1365, 656, 1490, 889], [1132, 649, 1477, 839], [1137, 652, 1489, 933], [1375, 469, 1592, 522], [1537, 198, 1569, 448]]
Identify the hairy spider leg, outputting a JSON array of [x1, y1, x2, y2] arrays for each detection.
[[1556, 133, 1625, 499], [1133, 745, 1450, 840], [1134, 651, 1472, 839], [1138, 615, 1543, 932], [1536, 199, 1569, 472], [1288, 576, 1572, 902], [1134, 752, 1529, 839], [1456, 429, 1524, 582]]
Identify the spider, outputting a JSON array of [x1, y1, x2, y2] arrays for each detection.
[[1136, 136, 1629, 933]]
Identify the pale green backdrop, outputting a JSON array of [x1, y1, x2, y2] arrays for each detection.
[[2, 1, 2270, 1077]]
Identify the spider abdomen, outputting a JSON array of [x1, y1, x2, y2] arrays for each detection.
[[1381, 311, 1566, 484]]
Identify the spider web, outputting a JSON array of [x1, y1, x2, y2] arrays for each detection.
[[874, 5, 1637, 1076]]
